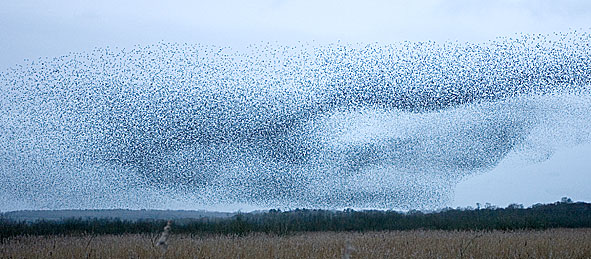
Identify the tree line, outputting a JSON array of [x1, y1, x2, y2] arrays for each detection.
[[1, 199, 590, 239]]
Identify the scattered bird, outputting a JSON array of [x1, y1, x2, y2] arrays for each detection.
[[1, 31, 590, 209]]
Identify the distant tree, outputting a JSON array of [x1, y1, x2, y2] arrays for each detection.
[[507, 203, 524, 209], [484, 203, 497, 210], [2, 199, 591, 238], [561, 197, 573, 203]]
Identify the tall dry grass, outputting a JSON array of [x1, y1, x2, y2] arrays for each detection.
[[1, 229, 590, 258]]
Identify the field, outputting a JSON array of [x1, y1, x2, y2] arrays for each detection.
[[2, 229, 590, 259]]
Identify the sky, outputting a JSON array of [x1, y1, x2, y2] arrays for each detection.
[[1, 0, 590, 210], [2, 0, 591, 70]]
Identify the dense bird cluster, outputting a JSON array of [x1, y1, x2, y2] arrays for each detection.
[[1, 31, 590, 210]]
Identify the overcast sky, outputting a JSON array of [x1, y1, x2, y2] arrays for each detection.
[[2, 0, 591, 70], [1, 0, 590, 209]]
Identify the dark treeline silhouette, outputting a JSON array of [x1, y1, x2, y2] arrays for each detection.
[[1, 199, 590, 239]]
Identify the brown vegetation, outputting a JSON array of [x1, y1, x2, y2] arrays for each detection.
[[1, 229, 590, 258]]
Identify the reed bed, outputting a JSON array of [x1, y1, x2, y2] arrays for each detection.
[[1, 229, 590, 258]]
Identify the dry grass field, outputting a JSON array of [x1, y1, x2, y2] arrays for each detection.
[[2, 229, 590, 259]]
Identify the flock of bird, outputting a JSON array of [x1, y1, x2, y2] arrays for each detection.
[[0, 31, 590, 210]]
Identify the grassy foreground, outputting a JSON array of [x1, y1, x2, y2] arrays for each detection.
[[2, 229, 590, 259]]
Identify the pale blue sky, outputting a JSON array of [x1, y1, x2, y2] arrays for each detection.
[[2, 0, 591, 70]]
